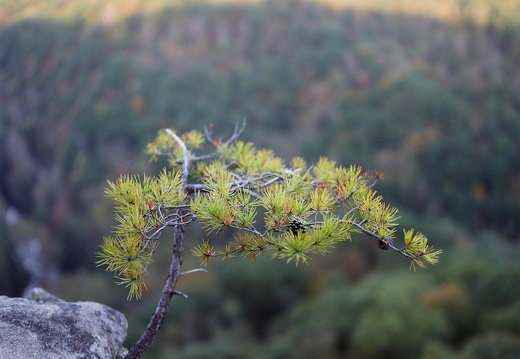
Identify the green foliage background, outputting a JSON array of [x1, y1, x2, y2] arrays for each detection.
[[1, 0, 520, 358]]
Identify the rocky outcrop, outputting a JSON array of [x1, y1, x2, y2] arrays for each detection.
[[0, 287, 128, 359]]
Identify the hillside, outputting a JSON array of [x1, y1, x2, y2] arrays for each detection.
[[1, 1, 520, 358]]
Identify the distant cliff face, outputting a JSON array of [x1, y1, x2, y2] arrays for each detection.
[[0, 287, 128, 359]]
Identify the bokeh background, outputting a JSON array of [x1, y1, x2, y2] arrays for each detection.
[[1, 0, 520, 358]]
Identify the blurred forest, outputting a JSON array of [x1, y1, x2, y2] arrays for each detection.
[[1, 0, 520, 358]]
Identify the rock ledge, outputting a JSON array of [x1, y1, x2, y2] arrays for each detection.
[[0, 287, 128, 359]]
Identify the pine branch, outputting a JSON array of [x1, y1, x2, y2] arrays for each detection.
[[350, 220, 415, 260], [99, 123, 441, 359]]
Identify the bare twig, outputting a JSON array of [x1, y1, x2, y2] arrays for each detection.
[[180, 268, 208, 276], [204, 118, 247, 148], [173, 290, 188, 298], [165, 129, 190, 188], [185, 183, 210, 195]]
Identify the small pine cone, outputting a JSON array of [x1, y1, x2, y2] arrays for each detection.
[[287, 219, 306, 234], [377, 238, 390, 250]]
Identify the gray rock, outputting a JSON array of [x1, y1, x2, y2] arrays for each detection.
[[0, 288, 128, 359]]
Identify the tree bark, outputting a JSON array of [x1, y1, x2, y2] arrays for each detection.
[[125, 220, 185, 359]]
